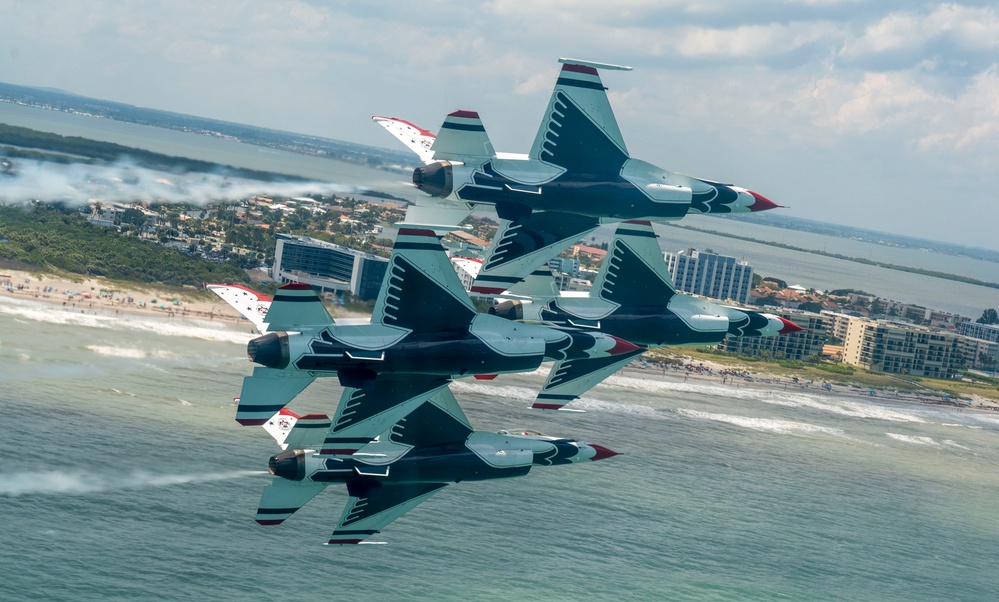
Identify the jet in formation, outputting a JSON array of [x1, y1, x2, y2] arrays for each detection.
[[253, 394, 617, 544], [374, 58, 781, 295], [486, 221, 801, 410], [210, 228, 637, 453]]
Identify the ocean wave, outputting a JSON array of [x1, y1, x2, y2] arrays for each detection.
[[573, 397, 670, 419], [0, 469, 267, 497], [677, 408, 848, 439], [451, 380, 538, 402], [885, 433, 938, 445], [85, 345, 181, 360]]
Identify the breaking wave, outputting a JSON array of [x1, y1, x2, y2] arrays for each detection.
[[677, 408, 849, 439]]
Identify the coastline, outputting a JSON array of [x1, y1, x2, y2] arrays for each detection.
[[5, 267, 997, 414]]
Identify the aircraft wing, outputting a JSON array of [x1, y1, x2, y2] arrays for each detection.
[[328, 482, 447, 544], [206, 283, 272, 331], [470, 211, 599, 295], [372, 116, 437, 164], [371, 228, 477, 334], [592, 221, 677, 307], [235, 367, 315, 426], [528, 58, 633, 174], [533, 348, 645, 411]]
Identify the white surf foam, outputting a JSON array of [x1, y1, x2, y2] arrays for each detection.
[[677, 408, 849, 439], [0, 297, 253, 344], [885, 433, 938, 445]]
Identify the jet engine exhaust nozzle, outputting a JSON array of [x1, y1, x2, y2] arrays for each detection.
[[247, 332, 290, 369], [269, 449, 307, 481], [412, 161, 454, 197], [489, 300, 525, 321]]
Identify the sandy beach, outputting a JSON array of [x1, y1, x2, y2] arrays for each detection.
[[0, 268, 246, 324]]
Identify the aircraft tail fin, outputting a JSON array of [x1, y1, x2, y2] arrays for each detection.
[[528, 59, 632, 172], [206, 283, 272, 331], [371, 116, 437, 164], [592, 221, 677, 307], [430, 110, 495, 162], [264, 283, 334, 332], [371, 228, 476, 335]]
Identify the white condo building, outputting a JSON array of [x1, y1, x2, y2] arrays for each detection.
[[664, 248, 754, 304]]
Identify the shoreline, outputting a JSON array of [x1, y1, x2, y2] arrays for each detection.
[[5, 267, 997, 414]]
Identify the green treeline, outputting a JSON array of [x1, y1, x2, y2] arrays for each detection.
[[0, 123, 303, 181], [0, 204, 249, 287], [669, 224, 999, 290]]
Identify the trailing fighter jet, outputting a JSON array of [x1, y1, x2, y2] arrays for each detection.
[[254, 390, 618, 544], [211, 228, 637, 442], [374, 58, 780, 295], [487, 221, 803, 410]]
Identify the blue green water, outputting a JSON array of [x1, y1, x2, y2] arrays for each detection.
[[2, 296, 998, 601]]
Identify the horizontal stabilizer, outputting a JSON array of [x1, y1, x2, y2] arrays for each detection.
[[504, 264, 560, 299], [371, 115, 436, 164], [284, 414, 333, 450], [236, 367, 315, 426], [206, 283, 272, 331], [430, 110, 495, 162], [256, 479, 328, 525], [264, 283, 334, 332], [533, 349, 644, 411], [328, 482, 447, 544]]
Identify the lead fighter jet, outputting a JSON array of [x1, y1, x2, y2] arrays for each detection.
[[211, 229, 636, 451], [254, 390, 618, 544], [374, 58, 780, 295]]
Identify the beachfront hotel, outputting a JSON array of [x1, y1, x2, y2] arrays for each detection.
[[841, 319, 964, 379], [272, 233, 388, 301], [717, 310, 827, 361], [664, 248, 754, 304]]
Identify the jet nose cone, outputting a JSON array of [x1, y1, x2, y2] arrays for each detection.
[[778, 317, 804, 334], [608, 336, 642, 356], [747, 190, 782, 212], [589, 444, 620, 461]]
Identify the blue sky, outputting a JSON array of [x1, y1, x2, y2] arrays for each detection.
[[2, 1, 998, 250]]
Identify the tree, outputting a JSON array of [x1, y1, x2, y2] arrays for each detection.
[[977, 308, 998, 325]]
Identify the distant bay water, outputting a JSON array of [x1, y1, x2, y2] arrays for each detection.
[[2, 100, 997, 318]]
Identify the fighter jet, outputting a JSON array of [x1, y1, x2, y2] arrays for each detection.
[[487, 221, 803, 410], [211, 228, 637, 443], [374, 58, 780, 295], [254, 389, 618, 544]]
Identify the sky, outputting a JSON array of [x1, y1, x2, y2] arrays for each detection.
[[1, 1, 998, 251]]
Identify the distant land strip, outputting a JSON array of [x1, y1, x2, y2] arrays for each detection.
[[666, 224, 999, 291]]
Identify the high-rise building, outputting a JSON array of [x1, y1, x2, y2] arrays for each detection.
[[664, 248, 754, 304], [717, 310, 826, 361], [272, 234, 388, 301], [958, 321, 999, 343], [842, 319, 965, 379]]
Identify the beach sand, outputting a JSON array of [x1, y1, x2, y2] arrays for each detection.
[[0, 269, 245, 323]]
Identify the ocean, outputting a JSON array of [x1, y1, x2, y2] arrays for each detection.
[[3, 296, 999, 601]]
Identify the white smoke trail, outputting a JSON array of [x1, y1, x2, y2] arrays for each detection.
[[0, 469, 267, 497], [0, 157, 356, 206]]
